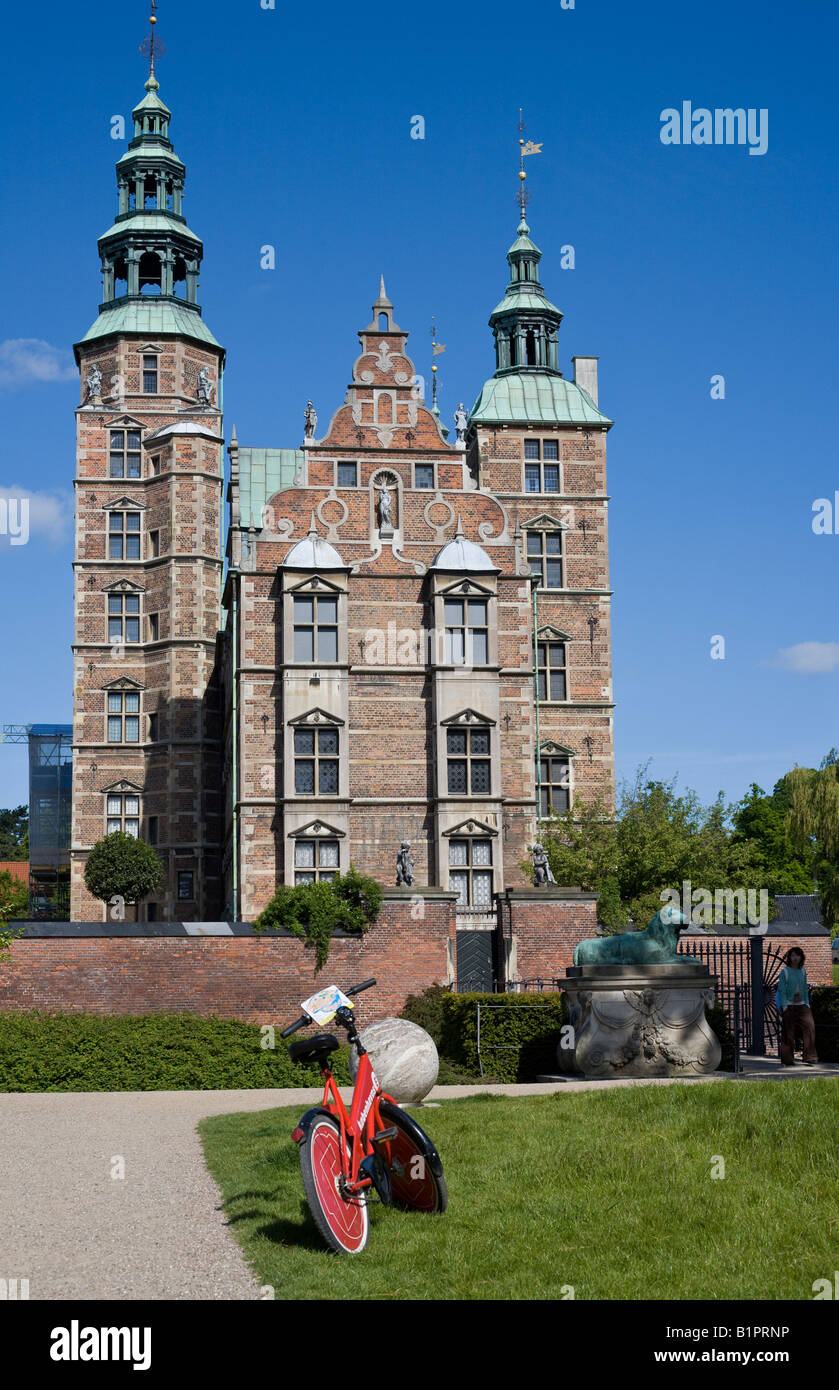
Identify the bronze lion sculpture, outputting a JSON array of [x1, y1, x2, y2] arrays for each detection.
[[573, 905, 700, 966]]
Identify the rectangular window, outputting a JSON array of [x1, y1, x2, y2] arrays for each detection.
[[108, 512, 141, 561], [537, 640, 568, 701], [443, 598, 489, 666], [107, 592, 140, 644], [150, 455, 161, 477], [525, 463, 541, 492], [524, 457, 560, 492], [543, 439, 559, 460], [177, 871, 194, 900], [415, 464, 435, 489], [448, 838, 493, 905], [148, 712, 158, 741], [292, 594, 339, 664], [148, 613, 159, 641], [147, 815, 158, 845], [105, 791, 140, 837], [446, 727, 491, 795], [108, 428, 142, 480], [527, 530, 563, 588], [294, 839, 339, 884], [539, 755, 571, 817], [524, 439, 540, 460], [106, 690, 140, 742], [149, 530, 160, 559], [143, 355, 158, 394], [336, 461, 357, 488], [294, 726, 339, 795]]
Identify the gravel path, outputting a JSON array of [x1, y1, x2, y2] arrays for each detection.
[[3, 1068, 834, 1300]]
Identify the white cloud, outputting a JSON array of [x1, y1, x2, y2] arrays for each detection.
[[0, 339, 77, 389], [0, 485, 73, 548], [772, 641, 839, 675]]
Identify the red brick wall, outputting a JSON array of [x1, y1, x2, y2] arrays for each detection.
[[0, 893, 456, 1026], [499, 889, 599, 982]]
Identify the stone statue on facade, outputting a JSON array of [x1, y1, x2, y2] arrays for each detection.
[[453, 402, 468, 442], [304, 400, 318, 439], [532, 843, 555, 886], [85, 364, 102, 401], [396, 841, 414, 887], [376, 484, 393, 530], [197, 367, 214, 404]]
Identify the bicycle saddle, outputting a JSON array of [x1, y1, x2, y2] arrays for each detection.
[[288, 1033, 340, 1066]]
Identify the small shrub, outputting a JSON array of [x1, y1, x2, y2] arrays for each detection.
[[84, 833, 163, 907], [399, 982, 451, 1045], [440, 993, 567, 1082], [254, 866, 382, 970]]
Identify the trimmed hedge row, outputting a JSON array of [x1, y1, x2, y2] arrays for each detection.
[[439, 993, 567, 1082], [0, 1012, 352, 1092]]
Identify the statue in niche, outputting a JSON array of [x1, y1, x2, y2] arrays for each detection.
[[376, 483, 393, 530], [396, 842, 414, 886], [85, 364, 102, 400], [197, 367, 214, 404], [304, 400, 318, 439]]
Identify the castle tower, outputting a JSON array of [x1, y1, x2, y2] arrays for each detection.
[[70, 60, 225, 921], [468, 216, 616, 816]]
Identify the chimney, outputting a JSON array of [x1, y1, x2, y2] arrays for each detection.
[[572, 355, 599, 405]]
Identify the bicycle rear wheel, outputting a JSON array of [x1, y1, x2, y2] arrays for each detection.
[[378, 1100, 447, 1214], [299, 1114, 369, 1254]]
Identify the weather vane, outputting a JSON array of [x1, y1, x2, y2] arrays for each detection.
[[430, 316, 445, 412], [517, 109, 543, 219], [139, 1, 166, 77]]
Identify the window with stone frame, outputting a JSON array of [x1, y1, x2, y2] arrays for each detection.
[[336, 460, 358, 488], [108, 592, 140, 645], [294, 726, 339, 795], [448, 838, 493, 906], [142, 354, 158, 393], [538, 753, 572, 817], [446, 726, 491, 795], [107, 690, 140, 743], [524, 443, 560, 493], [526, 530, 562, 588], [108, 511, 141, 560], [414, 462, 435, 489], [444, 597, 489, 665], [292, 594, 339, 663], [537, 638, 568, 700], [106, 791, 140, 837], [294, 838, 340, 884], [109, 429, 142, 479]]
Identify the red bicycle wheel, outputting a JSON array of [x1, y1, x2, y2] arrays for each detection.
[[299, 1114, 369, 1254], [378, 1101, 447, 1214]]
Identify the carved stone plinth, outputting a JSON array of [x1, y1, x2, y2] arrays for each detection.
[[558, 964, 721, 1079]]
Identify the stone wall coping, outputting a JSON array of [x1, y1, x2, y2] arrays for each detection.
[[501, 887, 597, 902], [380, 887, 460, 901]]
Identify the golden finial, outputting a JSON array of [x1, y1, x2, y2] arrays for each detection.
[[139, 1, 165, 85], [517, 109, 543, 221]]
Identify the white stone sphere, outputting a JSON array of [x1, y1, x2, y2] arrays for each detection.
[[349, 1017, 439, 1102]]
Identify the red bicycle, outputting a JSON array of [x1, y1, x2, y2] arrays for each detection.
[[281, 977, 447, 1254]]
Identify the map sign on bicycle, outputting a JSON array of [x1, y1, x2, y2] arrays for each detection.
[[301, 984, 354, 1026]]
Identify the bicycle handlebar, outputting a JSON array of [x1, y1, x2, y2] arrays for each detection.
[[279, 977, 377, 1038]]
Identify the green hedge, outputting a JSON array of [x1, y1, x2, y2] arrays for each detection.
[[0, 1012, 352, 1092], [440, 993, 567, 1083], [810, 987, 839, 1062]]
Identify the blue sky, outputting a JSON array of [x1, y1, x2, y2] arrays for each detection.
[[1, 0, 837, 810]]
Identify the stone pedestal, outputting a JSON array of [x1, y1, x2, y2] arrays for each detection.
[[558, 963, 721, 1079]]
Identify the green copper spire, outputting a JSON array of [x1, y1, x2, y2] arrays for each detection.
[[76, 33, 221, 354], [488, 216, 563, 375]]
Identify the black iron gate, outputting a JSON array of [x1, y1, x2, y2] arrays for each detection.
[[456, 931, 496, 993], [677, 936, 788, 1057]]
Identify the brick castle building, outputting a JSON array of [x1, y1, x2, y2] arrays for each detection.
[[70, 63, 615, 928]]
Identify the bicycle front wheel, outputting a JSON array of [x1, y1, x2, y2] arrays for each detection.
[[299, 1113, 369, 1254], [378, 1100, 447, 1214]]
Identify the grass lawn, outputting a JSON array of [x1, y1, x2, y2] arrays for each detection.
[[199, 1078, 839, 1300]]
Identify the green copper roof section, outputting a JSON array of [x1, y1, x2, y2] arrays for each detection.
[[469, 372, 613, 428], [489, 286, 563, 320], [116, 146, 183, 168], [99, 213, 200, 245], [77, 300, 221, 349], [238, 449, 304, 529], [133, 87, 171, 117], [507, 220, 541, 256]]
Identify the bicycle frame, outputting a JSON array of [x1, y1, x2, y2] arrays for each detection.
[[317, 1050, 398, 1196]]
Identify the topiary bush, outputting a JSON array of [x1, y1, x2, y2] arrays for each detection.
[[253, 866, 382, 971], [84, 833, 163, 908], [0, 1011, 353, 1092], [440, 992, 567, 1082], [810, 986, 839, 1061]]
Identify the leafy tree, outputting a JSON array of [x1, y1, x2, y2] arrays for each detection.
[[0, 806, 28, 861], [532, 767, 768, 931], [731, 780, 814, 896], [84, 833, 164, 911], [0, 869, 29, 920], [254, 865, 383, 970], [786, 750, 839, 931]]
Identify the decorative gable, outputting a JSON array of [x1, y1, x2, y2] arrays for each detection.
[[105, 413, 145, 430], [289, 819, 345, 839], [441, 708, 497, 728], [288, 708, 345, 728], [438, 576, 494, 598], [103, 495, 147, 512], [521, 512, 571, 531], [442, 818, 498, 838], [540, 740, 575, 757], [100, 778, 144, 795], [103, 578, 145, 594], [102, 676, 145, 692], [537, 624, 572, 642], [286, 574, 343, 595]]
